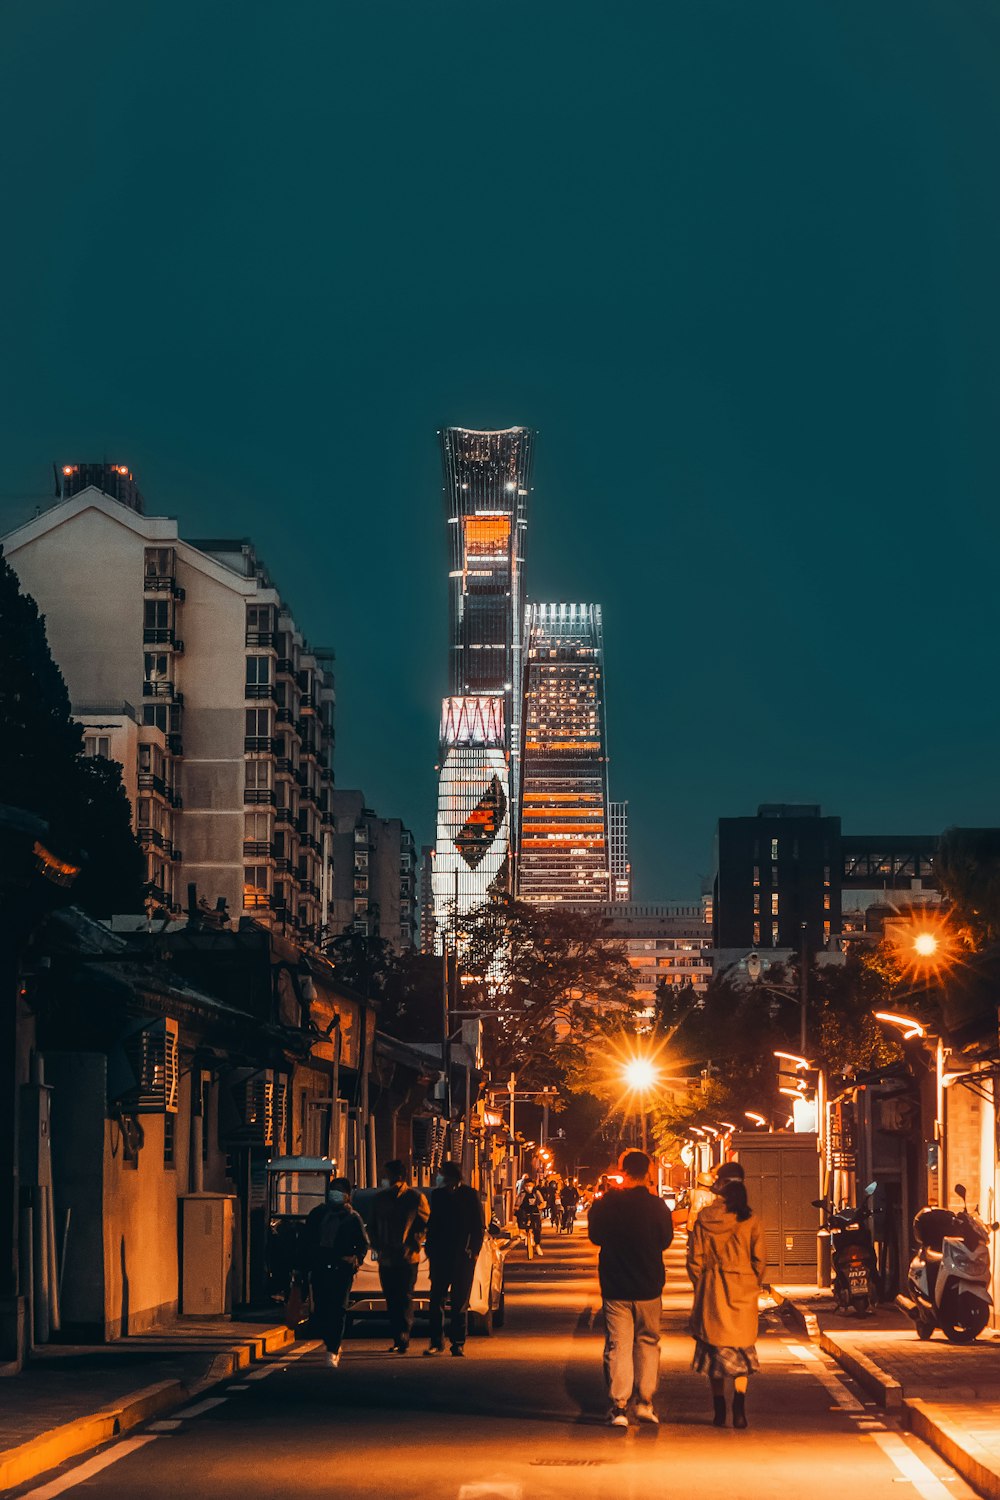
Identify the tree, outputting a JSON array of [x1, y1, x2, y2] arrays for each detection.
[[459, 897, 640, 1092], [0, 548, 144, 917], [935, 827, 1000, 947]]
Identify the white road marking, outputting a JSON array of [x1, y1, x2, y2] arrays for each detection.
[[244, 1365, 280, 1380], [458, 1485, 522, 1500], [227, 1383, 250, 1391], [20, 1436, 157, 1498], [787, 1343, 865, 1411], [872, 1432, 955, 1499], [786, 1342, 820, 1362], [148, 1419, 184, 1432], [173, 1396, 228, 1417]]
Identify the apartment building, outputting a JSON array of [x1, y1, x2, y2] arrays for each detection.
[[4, 466, 335, 944], [594, 903, 713, 1010], [329, 790, 418, 951]]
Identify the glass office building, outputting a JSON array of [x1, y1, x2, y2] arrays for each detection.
[[517, 603, 611, 905]]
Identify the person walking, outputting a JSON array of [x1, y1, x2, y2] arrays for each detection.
[[588, 1149, 674, 1428], [298, 1175, 369, 1368], [686, 1177, 766, 1429], [514, 1178, 545, 1257], [371, 1158, 430, 1354], [424, 1160, 486, 1358]]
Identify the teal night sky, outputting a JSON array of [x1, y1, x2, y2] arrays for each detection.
[[2, 2, 999, 898]]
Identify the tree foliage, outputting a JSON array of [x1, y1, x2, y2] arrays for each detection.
[[935, 827, 1000, 948], [459, 897, 640, 1091], [0, 548, 144, 917]]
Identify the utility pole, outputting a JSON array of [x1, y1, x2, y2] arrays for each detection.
[[799, 921, 809, 1057]]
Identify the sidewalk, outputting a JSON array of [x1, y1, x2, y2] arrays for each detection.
[[0, 1313, 294, 1492], [775, 1284, 1000, 1500]]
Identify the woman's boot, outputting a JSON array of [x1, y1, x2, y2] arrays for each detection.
[[732, 1392, 748, 1429], [712, 1395, 727, 1427]]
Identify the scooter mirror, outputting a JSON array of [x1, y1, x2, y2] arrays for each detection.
[[865, 1182, 877, 1196], [955, 1183, 967, 1201], [811, 1199, 825, 1208]]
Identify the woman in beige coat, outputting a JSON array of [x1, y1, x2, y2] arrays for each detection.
[[686, 1178, 766, 1429]]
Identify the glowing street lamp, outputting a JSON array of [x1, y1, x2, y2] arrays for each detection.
[[621, 1054, 659, 1152], [744, 1111, 767, 1129]]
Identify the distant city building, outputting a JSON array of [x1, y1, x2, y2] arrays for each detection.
[[329, 792, 417, 951], [4, 469, 335, 943], [419, 845, 436, 953], [433, 426, 534, 946], [714, 803, 939, 955], [609, 800, 631, 902], [432, 695, 510, 942], [593, 903, 713, 1007], [517, 603, 611, 905]]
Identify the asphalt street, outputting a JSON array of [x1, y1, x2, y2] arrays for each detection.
[[11, 1226, 978, 1500]]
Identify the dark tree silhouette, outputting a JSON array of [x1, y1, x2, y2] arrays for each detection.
[[0, 547, 144, 917]]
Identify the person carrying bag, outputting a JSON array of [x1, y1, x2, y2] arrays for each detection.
[[686, 1175, 766, 1429]]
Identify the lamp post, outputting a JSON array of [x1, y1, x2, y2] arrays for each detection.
[[874, 1009, 948, 1208], [622, 1056, 658, 1153]]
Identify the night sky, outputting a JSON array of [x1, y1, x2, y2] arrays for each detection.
[[3, 3, 1000, 900]]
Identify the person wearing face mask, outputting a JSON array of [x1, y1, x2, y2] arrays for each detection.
[[298, 1176, 370, 1367], [423, 1160, 486, 1357], [371, 1159, 430, 1354]]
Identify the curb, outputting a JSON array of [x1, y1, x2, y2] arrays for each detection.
[[907, 1399, 1000, 1500], [0, 1323, 294, 1493], [817, 1327, 904, 1412]]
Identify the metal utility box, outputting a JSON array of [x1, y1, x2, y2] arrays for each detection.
[[181, 1193, 235, 1316], [731, 1132, 821, 1282]]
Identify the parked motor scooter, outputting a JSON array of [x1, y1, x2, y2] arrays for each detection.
[[813, 1182, 879, 1317], [907, 1183, 998, 1344]]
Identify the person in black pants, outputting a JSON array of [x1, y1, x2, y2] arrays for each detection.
[[298, 1176, 369, 1368], [424, 1160, 486, 1358], [371, 1159, 430, 1353]]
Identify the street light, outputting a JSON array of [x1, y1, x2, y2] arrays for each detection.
[[873, 1008, 948, 1207], [620, 1053, 660, 1152], [744, 1111, 767, 1128]]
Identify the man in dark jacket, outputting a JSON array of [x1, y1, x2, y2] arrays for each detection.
[[588, 1149, 674, 1427], [371, 1159, 430, 1354], [298, 1176, 370, 1368], [424, 1160, 486, 1358]]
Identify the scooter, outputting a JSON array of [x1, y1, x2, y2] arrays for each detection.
[[813, 1181, 879, 1317], [907, 1183, 998, 1344]]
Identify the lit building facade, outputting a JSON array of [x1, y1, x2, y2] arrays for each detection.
[[432, 696, 510, 941], [518, 603, 611, 905], [433, 427, 534, 946], [594, 903, 713, 1008], [609, 800, 631, 902], [4, 469, 335, 944]]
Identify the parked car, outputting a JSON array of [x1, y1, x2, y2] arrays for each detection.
[[349, 1189, 508, 1335]]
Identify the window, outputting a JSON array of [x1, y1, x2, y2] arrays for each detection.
[[245, 812, 271, 840], [771, 920, 779, 946], [770, 838, 779, 861], [771, 893, 779, 916], [144, 599, 170, 630], [84, 735, 111, 759], [753, 921, 761, 946], [145, 547, 174, 578], [246, 656, 271, 686], [245, 759, 271, 790], [245, 708, 271, 736], [752, 866, 760, 887], [144, 653, 169, 682], [163, 1113, 176, 1168], [823, 894, 831, 911], [752, 893, 760, 915], [247, 605, 273, 633], [143, 704, 169, 731], [244, 866, 270, 907]]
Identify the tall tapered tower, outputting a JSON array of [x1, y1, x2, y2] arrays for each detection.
[[432, 427, 535, 944]]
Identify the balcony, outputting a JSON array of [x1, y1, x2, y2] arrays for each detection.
[[300, 740, 319, 761], [299, 783, 318, 806], [138, 771, 168, 798], [299, 694, 316, 715], [319, 766, 333, 784], [244, 788, 276, 806], [245, 630, 277, 648], [275, 757, 295, 778], [171, 848, 182, 862], [275, 707, 294, 725], [166, 733, 184, 756], [274, 857, 293, 876], [244, 736, 280, 755], [139, 826, 164, 849], [275, 807, 295, 826], [244, 891, 271, 910], [276, 657, 296, 678], [144, 573, 185, 600], [143, 680, 181, 702], [145, 880, 171, 909], [245, 683, 277, 702], [168, 787, 182, 809], [243, 839, 276, 859], [320, 808, 334, 828], [143, 628, 183, 652], [298, 880, 320, 900]]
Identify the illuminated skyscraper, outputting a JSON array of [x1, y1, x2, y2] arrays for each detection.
[[433, 427, 535, 944], [609, 801, 631, 902], [517, 603, 611, 905]]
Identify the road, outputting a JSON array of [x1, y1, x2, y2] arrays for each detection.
[[13, 1226, 977, 1500]]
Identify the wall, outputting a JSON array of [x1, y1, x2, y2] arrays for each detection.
[[45, 1052, 108, 1338]]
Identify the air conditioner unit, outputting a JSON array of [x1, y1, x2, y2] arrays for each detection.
[[222, 1068, 275, 1146], [115, 1018, 179, 1114]]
